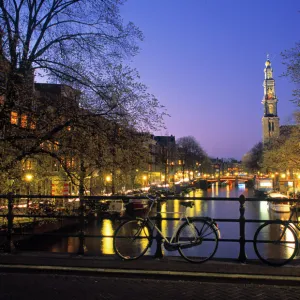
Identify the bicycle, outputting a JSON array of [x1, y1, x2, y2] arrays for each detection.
[[113, 194, 220, 263], [253, 201, 300, 266]]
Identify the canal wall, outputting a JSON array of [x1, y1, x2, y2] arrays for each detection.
[[0, 218, 79, 251]]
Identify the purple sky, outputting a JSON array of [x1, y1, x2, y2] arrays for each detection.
[[121, 0, 299, 160]]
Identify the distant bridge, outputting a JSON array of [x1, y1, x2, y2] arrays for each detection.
[[205, 175, 254, 183]]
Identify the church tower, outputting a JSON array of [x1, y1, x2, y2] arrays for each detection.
[[261, 56, 280, 143]]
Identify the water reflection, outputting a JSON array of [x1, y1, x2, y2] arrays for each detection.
[[16, 184, 298, 261], [101, 219, 114, 255]]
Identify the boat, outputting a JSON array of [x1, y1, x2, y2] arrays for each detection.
[[125, 191, 149, 211], [219, 180, 228, 186], [254, 178, 273, 198], [267, 192, 290, 213], [128, 198, 149, 211]]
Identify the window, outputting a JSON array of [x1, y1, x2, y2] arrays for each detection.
[[23, 159, 33, 170], [65, 157, 76, 168], [269, 104, 274, 114], [21, 114, 28, 128], [53, 141, 59, 151], [30, 119, 36, 130], [52, 160, 59, 172], [11, 111, 18, 125]]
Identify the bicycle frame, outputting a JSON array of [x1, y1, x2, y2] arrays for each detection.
[[142, 198, 199, 247], [262, 205, 300, 248], [290, 206, 300, 232], [280, 205, 300, 236]]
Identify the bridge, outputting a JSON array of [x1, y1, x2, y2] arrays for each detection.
[[1, 193, 300, 299], [0, 193, 298, 261], [176, 175, 254, 191]]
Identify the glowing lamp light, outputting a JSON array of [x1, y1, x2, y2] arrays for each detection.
[[25, 174, 33, 182], [106, 175, 111, 182]]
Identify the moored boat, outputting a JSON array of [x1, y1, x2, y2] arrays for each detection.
[[254, 178, 273, 198], [267, 192, 290, 213]]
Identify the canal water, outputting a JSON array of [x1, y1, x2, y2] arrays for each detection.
[[17, 184, 298, 260]]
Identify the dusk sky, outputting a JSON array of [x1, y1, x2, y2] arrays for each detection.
[[121, 1, 300, 160]]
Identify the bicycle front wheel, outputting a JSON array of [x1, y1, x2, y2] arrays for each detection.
[[254, 221, 299, 266], [176, 220, 219, 263], [113, 219, 153, 260]]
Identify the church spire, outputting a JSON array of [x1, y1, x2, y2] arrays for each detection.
[[261, 56, 280, 143]]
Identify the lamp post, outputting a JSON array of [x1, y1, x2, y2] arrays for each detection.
[[105, 175, 111, 195], [143, 175, 147, 190], [24, 173, 33, 208]]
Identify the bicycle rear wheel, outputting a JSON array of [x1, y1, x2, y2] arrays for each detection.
[[113, 219, 153, 260], [253, 221, 299, 266], [176, 220, 219, 263]]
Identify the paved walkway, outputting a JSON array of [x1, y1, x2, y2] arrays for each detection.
[[1, 252, 300, 281], [0, 252, 300, 299]]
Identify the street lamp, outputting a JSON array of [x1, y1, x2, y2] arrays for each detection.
[[24, 173, 33, 208], [105, 175, 111, 195], [142, 175, 147, 188]]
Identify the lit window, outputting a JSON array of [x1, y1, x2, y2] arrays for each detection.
[[30, 119, 36, 130], [23, 159, 32, 170], [66, 157, 76, 168], [71, 158, 76, 168], [66, 159, 71, 168], [0, 95, 4, 105], [53, 141, 59, 151], [11, 111, 18, 125], [52, 160, 59, 171], [21, 114, 28, 128]]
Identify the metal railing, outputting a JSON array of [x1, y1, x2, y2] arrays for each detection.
[[0, 193, 299, 262]]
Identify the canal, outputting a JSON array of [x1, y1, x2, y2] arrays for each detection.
[[16, 184, 298, 260]]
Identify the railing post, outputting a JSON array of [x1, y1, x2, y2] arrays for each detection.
[[6, 192, 15, 253], [154, 200, 163, 259], [238, 194, 247, 262], [77, 186, 86, 255]]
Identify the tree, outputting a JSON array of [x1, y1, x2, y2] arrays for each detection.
[[282, 42, 300, 108], [273, 41, 300, 174], [262, 126, 300, 174], [242, 142, 263, 173], [176, 136, 208, 180], [0, 1, 166, 191]]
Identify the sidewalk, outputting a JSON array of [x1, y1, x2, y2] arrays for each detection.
[[0, 252, 300, 284]]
